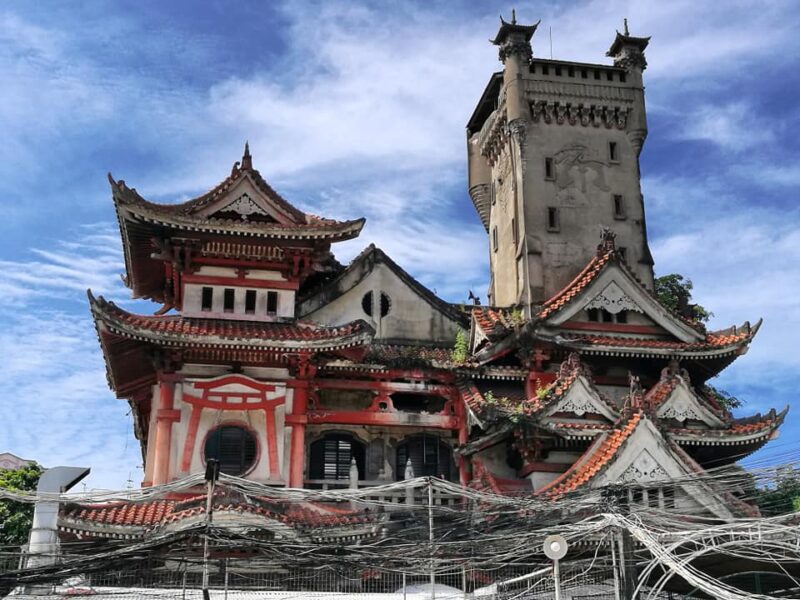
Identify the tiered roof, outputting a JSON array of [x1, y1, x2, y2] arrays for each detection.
[[469, 231, 760, 373], [113, 144, 365, 302]]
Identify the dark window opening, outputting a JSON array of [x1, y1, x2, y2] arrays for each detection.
[[396, 435, 454, 481], [309, 433, 365, 481], [379, 292, 391, 317], [581, 69, 587, 79], [223, 288, 235, 313], [204, 425, 257, 476], [648, 489, 660, 508], [613, 194, 625, 219], [663, 487, 676, 509], [544, 157, 554, 180], [244, 290, 256, 314], [361, 291, 374, 316], [265, 291, 278, 316], [632, 488, 643, 505], [609, 142, 618, 162], [594, 70, 601, 80], [542, 64, 550, 75], [512, 218, 517, 244], [617, 310, 628, 324], [618, 246, 628, 261], [568, 67, 575, 77], [555, 66, 562, 76], [606, 71, 613, 81], [201, 287, 213, 312], [602, 309, 614, 323], [492, 226, 498, 252], [391, 393, 447, 413], [619, 72, 627, 83], [547, 207, 560, 232], [587, 308, 600, 322]]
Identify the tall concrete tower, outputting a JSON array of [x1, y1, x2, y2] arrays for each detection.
[[467, 16, 654, 312]]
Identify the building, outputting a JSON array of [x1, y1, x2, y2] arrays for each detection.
[[58, 16, 784, 545]]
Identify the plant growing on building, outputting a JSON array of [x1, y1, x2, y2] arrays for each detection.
[[655, 273, 712, 323], [451, 329, 469, 363]]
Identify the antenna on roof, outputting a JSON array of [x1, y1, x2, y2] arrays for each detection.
[[624, 17, 629, 36], [549, 25, 553, 59], [511, 8, 516, 24]]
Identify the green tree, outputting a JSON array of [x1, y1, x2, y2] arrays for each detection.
[[756, 468, 800, 516], [451, 329, 469, 363], [655, 274, 713, 323], [0, 463, 43, 548]]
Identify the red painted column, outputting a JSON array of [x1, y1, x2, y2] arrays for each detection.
[[152, 380, 175, 486], [455, 393, 471, 486], [287, 380, 308, 489]]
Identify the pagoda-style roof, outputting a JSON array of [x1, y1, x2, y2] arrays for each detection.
[[490, 14, 540, 45], [59, 491, 380, 541], [112, 145, 365, 302], [606, 30, 651, 57], [89, 292, 374, 396], [91, 293, 372, 351], [469, 232, 761, 375]]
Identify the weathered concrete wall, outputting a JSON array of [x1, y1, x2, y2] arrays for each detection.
[[302, 261, 463, 344]]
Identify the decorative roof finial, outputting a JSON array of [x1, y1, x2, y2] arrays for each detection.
[[623, 18, 629, 36], [597, 227, 617, 255], [511, 8, 517, 25], [241, 141, 253, 170]]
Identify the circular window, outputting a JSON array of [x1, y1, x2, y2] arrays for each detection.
[[361, 291, 391, 318], [204, 425, 257, 476], [379, 292, 391, 317], [361, 291, 373, 316]]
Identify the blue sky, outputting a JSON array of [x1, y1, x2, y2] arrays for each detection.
[[1, 0, 798, 489]]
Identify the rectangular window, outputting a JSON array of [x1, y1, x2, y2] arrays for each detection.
[[201, 287, 213, 312], [568, 66, 575, 77], [544, 157, 554, 180], [608, 141, 618, 162], [618, 246, 628, 261], [619, 72, 627, 83], [266, 291, 279, 316], [547, 207, 560, 232], [245, 290, 256, 314], [492, 226, 498, 252], [613, 194, 626, 219], [490, 181, 496, 205], [512, 218, 517, 245], [607, 71, 613, 81], [580, 68, 587, 79], [555, 66, 562, 76], [542, 64, 550, 75], [594, 70, 601, 80], [223, 288, 235, 313]]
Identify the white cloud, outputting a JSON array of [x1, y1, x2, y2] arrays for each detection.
[[671, 102, 775, 152]]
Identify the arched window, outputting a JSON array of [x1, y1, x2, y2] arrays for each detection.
[[309, 433, 366, 481], [204, 425, 257, 476], [396, 435, 454, 481]]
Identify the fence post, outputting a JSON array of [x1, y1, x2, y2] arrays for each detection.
[[428, 478, 436, 600], [405, 460, 415, 505]]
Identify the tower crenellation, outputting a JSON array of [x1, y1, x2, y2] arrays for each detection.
[[468, 17, 654, 311]]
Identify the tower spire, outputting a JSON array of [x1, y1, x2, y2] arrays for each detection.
[[241, 141, 253, 170]]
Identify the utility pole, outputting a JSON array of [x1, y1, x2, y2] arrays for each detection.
[[202, 459, 220, 600]]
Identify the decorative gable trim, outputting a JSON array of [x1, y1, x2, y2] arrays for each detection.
[[599, 417, 734, 519], [543, 375, 618, 421], [585, 281, 643, 314], [546, 264, 704, 342], [656, 378, 726, 427], [194, 176, 295, 224]]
